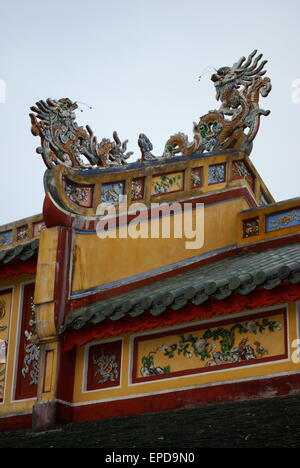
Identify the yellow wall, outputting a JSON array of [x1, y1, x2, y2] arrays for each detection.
[[72, 196, 249, 293], [72, 302, 300, 405], [0, 275, 36, 418]]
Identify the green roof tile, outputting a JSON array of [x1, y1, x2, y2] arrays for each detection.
[[61, 242, 300, 333]]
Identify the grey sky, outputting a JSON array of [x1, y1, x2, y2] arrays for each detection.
[[0, 0, 299, 225]]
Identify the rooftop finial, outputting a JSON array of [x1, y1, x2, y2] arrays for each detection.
[[164, 50, 271, 156], [29, 98, 133, 169], [30, 52, 272, 170]]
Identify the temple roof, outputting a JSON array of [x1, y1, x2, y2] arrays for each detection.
[[62, 241, 300, 332]]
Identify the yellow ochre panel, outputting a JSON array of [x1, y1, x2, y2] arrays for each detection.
[[72, 197, 249, 293]]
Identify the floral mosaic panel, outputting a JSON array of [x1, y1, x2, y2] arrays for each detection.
[[0, 231, 12, 248], [0, 290, 12, 401], [191, 167, 203, 189], [86, 340, 122, 391], [64, 179, 94, 208], [266, 207, 300, 232], [131, 177, 145, 201], [232, 160, 255, 191], [243, 217, 259, 238], [151, 172, 184, 196], [132, 310, 286, 383], [101, 182, 125, 204], [208, 163, 226, 184]]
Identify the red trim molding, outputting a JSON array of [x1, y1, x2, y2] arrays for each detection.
[[54, 227, 73, 330], [57, 372, 300, 425], [0, 256, 37, 280]]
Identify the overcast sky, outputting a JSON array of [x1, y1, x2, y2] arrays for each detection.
[[0, 0, 299, 225]]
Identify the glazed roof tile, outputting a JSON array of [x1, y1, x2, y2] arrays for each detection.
[[0, 240, 39, 264], [62, 242, 300, 332]]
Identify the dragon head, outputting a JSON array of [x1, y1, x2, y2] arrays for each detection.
[[211, 50, 269, 108]]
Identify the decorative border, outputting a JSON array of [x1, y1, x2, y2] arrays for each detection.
[[101, 181, 125, 204], [131, 308, 288, 384]]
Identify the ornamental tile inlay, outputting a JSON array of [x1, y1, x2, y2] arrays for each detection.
[[64, 180, 94, 208], [101, 182, 125, 204], [131, 177, 145, 201], [0, 231, 12, 248], [151, 172, 184, 195], [17, 225, 28, 242], [208, 164, 226, 184], [266, 208, 300, 232], [243, 217, 259, 238], [232, 160, 255, 191], [191, 167, 203, 188]]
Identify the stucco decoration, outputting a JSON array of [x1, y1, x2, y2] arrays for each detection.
[[164, 50, 271, 157], [31, 51, 271, 169], [30, 98, 133, 169], [138, 133, 156, 161]]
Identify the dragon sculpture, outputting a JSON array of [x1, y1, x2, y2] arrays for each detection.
[[30, 98, 133, 169], [163, 49, 272, 157], [30, 51, 271, 168]]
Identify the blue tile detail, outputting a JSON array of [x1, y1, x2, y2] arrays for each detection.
[[208, 164, 226, 184], [0, 231, 12, 247], [266, 208, 300, 232]]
